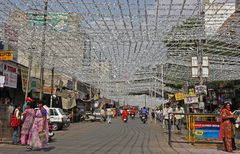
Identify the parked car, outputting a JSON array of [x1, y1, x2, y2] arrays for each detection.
[[39, 107, 69, 131], [83, 111, 96, 122], [93, 109, 106, 121]]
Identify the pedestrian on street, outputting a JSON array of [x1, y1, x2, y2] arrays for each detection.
[[163, 103, 173, 130], [20, 102, 35, 145], [29, 101, 49, 150], [219, 103, 236, 152], [106, 108, 113, 124], [175, 105, 184, 134], [10, 104, 21, 145]]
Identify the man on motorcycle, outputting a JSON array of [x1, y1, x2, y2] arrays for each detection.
[[121, 108, 129, 121], [140, 107, 148, 118], [130, 108, 136, 115]]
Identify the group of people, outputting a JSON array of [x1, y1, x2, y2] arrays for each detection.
[[11, 98, 49, 151], [155, 103, 185, 133]]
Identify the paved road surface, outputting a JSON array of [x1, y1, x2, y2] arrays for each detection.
[[0, 118, 239, 154]]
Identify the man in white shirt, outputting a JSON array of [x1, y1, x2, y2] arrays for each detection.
[[163, 103, 173, 129], [175, 105, 184, 134]]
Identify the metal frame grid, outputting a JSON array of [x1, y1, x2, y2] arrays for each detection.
[[0, 0, 240, 97]]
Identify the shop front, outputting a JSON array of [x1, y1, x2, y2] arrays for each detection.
[[0, 61, 23, 142]]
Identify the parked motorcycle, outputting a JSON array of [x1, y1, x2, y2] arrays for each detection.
[[64, 117, 71, 128], [48, 122, 55, 142]]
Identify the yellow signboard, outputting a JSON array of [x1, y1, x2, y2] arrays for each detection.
[[175, 92, 185, 101], [189, 88, 196, 96], [0, 51, 13, 60], [168, 94, 175, 100]]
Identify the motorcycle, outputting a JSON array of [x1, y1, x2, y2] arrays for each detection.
[[48, 122, 55, 142], [141, 114, 147, 124], [130, 113, 135, 119], [64, 117, 71, 128], [123, 115, 128, 123]]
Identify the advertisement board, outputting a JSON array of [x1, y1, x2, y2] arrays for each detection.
[[194, 121, 220, 139], [3, 62, 17, 88], [28, 13, 69, 32]]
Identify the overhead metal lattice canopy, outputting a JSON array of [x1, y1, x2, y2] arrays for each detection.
[[0, 0, 240, 97]]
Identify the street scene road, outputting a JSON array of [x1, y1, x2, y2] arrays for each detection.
[[1, 1, 240, 154], [0, 118, 238, 154]]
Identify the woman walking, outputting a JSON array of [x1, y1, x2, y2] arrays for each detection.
[[29, 101, 48, 150], [219, 103, 236, 152], [20, 102, 35, 145]]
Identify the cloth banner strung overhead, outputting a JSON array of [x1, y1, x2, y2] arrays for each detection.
[[57, 90, 76, 109]]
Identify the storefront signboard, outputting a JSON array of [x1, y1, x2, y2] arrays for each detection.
[[0, 51, 13, 60], [3, 62, 17, 88], [194, 121, 220, 139]]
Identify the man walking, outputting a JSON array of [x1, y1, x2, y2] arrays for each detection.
[[175, 105, 184, 134], [163, 103, 173, 130], [106, 108, 112, 124]]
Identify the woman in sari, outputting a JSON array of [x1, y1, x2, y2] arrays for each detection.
[[219, 103, 236, 152], [20, 102, 35, 145], [29, 101, 48, 150]]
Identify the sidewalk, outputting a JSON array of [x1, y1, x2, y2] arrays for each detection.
[[152, 119, 240, 153]]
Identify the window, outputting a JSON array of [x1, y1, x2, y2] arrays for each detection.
[[50, 109, 54, 116], [54, 109, 58, 116]]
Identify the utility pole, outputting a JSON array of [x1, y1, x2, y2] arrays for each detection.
[[161, 65, 164, 98], [198, 0, 205, 103], [40, 0, 48, 101], [50, 67, 54, 107], [25, 19, 36, 100]]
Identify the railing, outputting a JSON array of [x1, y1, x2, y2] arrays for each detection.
[[167, 113, 222, 147]]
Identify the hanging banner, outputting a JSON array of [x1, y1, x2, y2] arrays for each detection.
[[175, 92, 185, 101], [184, 96, 199, 104], [195, 85, 207, 95], [188, 88, 196, 96], [21, 68, 30, 93], [31, 77, 40, 92], [167, 94, 174, 100], [3, 62, 17, 88]]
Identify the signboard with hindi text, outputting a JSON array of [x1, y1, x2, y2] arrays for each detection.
[[0, 51, 13, 60]]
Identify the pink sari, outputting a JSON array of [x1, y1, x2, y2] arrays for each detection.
[[20, 108, 35, 145], [29, 108, 49, 149]]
